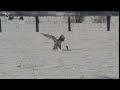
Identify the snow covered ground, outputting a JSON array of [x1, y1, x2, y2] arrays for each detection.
[[0, 16, 119, 79]]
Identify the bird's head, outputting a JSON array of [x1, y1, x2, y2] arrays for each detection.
[[59, 35, 65, 42]]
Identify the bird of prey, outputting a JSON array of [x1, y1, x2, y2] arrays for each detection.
[[2, 12, 11, 17], [41, 33, 65, 50]]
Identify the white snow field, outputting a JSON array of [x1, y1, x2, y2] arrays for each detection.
[[0, 16, 119, 79]]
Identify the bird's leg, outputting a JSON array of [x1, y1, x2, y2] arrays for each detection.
[[53, 44, 58, 50], [59, 45, 61, 49]]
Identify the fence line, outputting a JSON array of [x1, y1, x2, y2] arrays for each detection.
[[0, 16, 119, 32]]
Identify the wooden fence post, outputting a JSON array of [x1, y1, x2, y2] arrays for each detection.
[[0, 18, 1, 32], [68, 16, 71, 31], [35, 16, 39, 32], [107, 16, 111, 31]]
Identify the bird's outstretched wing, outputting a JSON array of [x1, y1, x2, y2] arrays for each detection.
[[41, 33, 58, 43], [2, 13, 11, 17]]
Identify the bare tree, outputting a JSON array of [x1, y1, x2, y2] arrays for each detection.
[[71, 16, 85, 23], [19, 16, 24, 20], [75, 16, 85, 23], [92, 16, 107, 23]]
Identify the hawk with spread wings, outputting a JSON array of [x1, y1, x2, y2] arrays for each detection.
[[41, 33, 65, 50]]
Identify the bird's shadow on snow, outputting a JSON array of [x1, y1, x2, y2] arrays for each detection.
[[70, 48, 82, 50], [62, 48, 82, 51]]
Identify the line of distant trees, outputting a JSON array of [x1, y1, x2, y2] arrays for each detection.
[[8, 16, 107, 23], [70, 16, 107, 23], [70, 16, 85, 23], [9, 16, 24, 20], [92, 16, 107, 23]]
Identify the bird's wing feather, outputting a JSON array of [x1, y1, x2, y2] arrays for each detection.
[[41, 33, 57, 43]]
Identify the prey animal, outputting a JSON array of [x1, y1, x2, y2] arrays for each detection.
[[41, 33, 65, 50]]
